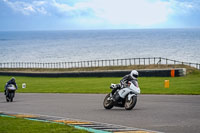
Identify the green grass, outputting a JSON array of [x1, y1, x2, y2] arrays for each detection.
[[0, 76, 116, 93], [0, 116, 90, 133], [0, 70, 200, 94]]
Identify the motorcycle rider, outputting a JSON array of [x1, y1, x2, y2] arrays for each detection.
[[4, 77, 18, 95], [110, 70, 139, 100]]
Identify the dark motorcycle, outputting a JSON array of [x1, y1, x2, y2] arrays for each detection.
[[5, 84, 16, 102]]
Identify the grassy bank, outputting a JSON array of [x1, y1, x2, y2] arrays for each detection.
[[0, 116, 89, 133], [0, 64, 196, 74], [0, 70, 199, 94]]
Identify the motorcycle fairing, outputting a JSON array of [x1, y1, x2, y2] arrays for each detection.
[[118, 88, 131, 98], [118, 83, 140, 98]]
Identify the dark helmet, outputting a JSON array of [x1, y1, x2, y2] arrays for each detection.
[[11, 77, 15, 82]]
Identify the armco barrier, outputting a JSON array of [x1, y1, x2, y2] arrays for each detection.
[[0, 68, 186, 77]]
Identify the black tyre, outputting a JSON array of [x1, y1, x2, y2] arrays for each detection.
[[103, 94, 114, 109], [10, 92, 14, 102], [124, 95, 137, 110], [5, 91, 9, 102], [6, 96, 9, 102]]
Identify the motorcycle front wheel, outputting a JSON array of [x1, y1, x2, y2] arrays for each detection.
[[103, 94, 114, 109], [6, 92, 14, 102], [9, 92, 14, 102], [124, 95, 137, 110], [6, 96, 9, 102]]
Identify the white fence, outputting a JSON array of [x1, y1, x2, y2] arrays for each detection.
[[0, 57, 199, 70]]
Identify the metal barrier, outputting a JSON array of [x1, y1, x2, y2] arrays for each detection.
[[0, 57, 199, 70]]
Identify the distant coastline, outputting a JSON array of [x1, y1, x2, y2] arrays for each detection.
[[1, 27, 200, 32]]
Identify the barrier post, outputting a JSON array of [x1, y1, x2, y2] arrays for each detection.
[[164, 80, 169, 88], [171, 69, 175, 77]]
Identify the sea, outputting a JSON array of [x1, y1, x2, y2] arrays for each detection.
[[0, 29, 200, 63]]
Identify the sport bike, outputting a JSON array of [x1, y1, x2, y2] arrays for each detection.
[[5, 84, 16, 102], [103, 81, 140, 110]]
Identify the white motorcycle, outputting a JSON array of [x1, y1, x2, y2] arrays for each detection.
[[5, 84, 16, 102], [103, 81, 140, 110]]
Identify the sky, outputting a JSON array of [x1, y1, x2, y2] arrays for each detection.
[[0, 0, 200, 31]]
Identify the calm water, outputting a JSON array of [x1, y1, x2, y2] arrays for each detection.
[[0, 29, 199, 63]]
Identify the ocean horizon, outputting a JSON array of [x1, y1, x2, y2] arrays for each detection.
[[0, 29, 200, 64]]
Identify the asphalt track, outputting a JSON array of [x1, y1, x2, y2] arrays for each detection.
[[0, 93, 200, 133]]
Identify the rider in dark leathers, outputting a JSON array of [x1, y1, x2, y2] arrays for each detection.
[[110, 70, 139, 97], [4, 77, 18, 95]]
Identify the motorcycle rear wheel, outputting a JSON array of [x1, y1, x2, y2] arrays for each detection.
[[124, 95, 137, 110], [103, 94, 114, 109]]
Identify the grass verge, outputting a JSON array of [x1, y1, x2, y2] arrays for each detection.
[[0, 64, 196, 74], [0, 116, 90, 133], [0, 70, 199, 94]]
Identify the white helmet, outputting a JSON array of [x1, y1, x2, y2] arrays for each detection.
[[130, 70, 139, 79]]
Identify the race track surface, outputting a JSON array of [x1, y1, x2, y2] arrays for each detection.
[[0, 93, 199, 133]]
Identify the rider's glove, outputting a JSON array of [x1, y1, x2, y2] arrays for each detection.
[[110, 84, 116, 89]]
